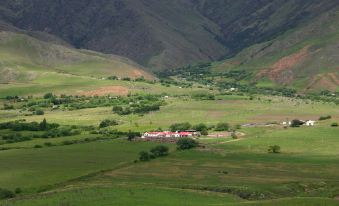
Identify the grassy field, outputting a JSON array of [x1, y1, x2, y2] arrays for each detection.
[[0, 78, 338, 205]]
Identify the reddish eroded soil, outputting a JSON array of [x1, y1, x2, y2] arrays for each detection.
[[305, 72, 339, 92], [257, 46, 310, 84], [131, 69, 143, 78], [80, 86, 129, 96]]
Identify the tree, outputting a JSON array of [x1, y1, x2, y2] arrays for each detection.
[[139, 151, 150, 161], [127, 130, 139, 141], [215, 122, 229, 131], [150, 145, 169, 157], [39, 118, 47, 130], [193, 123, 208, 131], [268, 145, 281, 153], [177, 138, 198, 150], [201, 129, 208, 136], [290, 119, 304, 127]]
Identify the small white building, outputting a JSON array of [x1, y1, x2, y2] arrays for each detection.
[[305, 120, 316, 126]]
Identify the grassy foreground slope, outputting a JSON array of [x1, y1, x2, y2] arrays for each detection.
[[211, 9, 339, 92]]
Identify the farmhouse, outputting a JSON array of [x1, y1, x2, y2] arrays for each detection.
[[142, 130, 199, 139]]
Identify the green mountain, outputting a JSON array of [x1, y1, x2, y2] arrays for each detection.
[[0, 0, 337, 70], [211, 8, 339, 92], [0, 30, 153, 84], [0, 0, 338, 91]]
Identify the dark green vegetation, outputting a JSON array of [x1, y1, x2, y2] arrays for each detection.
[[176, 138, 198, 150]]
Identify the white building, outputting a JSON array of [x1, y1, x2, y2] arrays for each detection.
[[305, 120, 316, 126]]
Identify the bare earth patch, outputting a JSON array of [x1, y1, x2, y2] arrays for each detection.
[[305, 72, 339, 92], [80, 86, 129, 96], [257, 46, 310, 84]]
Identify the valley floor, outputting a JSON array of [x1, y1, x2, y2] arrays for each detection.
[[0, 81, 338, 206]]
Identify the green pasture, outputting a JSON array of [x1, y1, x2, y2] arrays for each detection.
[[0, 140, 171, 191]]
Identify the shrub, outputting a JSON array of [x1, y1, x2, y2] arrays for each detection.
[[319, 115, 331, 121], [177, 138, 198, 150], [14, 188, 22, 194], [150, 145, 169, 157], [0, 188, 15, 199], [3, 104, 14, 110], [201, 129, 208, 136], [99, 119, 119, 128], [35, 110, 44, 115], [331, 122, 338, 127], [215, 122, 229, 131], [268, 145, 281, 153], [34, 145, 43, 148], [139, 151, 150, 161], [62, 140, 75, 145], [43, 93, 54, 99]]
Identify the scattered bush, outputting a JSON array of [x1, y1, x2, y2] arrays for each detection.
[[268, 145, 281, 153], [0, 188, 15, 199], [34, 145, 43, 148], [150, 145, 169, 157], [319, 115, 331, 121], [177, 138, 198, 150], [331, 122, 338, 127], [201, 130, 208, 136], [43, 93, 54, 99], [44, 142, 54, 147], [3, 104, 14, 110], [99, 119, 119, 128], [139, 151, 150, 161], [35, 110, 45, 115], [14, 188, 22, 194], [215, 122, 229, 131]]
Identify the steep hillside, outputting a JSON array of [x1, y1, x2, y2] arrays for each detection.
[[0, 0, 337, 70], [0, 31, 153, 84], [211, 8, 339, 92]]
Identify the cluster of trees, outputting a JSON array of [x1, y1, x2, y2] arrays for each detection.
[[169, 122, 230, 133], [112, 102, 162, 115], [139, 145, 169, 161], [99, 119, 119, 128], [0, 119, 59, 131], [8, 93, 166, 112]]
